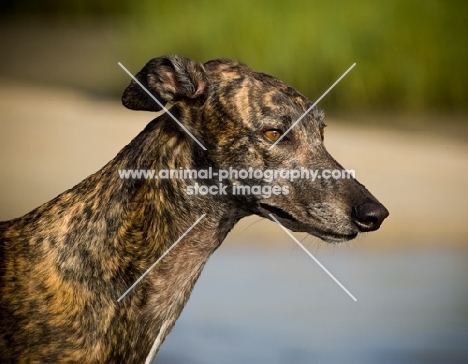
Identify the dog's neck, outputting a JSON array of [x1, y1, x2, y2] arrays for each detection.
[[11, 114, 244, 362], [90, 116, 243, 361]]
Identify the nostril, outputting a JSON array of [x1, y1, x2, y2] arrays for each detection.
[[361, 214, 379, 226], [352, 202, 389, 232]]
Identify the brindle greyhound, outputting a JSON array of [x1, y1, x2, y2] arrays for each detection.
[[0, 55, 388, 363]]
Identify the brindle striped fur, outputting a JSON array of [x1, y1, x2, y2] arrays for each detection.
[[0, 55, 388, 363]]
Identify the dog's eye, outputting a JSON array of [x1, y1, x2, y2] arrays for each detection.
[[264, 130, 282, 142]]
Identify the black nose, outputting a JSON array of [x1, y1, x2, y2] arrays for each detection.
[[352, 202, 389, 232]]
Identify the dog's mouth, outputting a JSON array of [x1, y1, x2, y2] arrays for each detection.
[[258, 203, 358, 244], [259, 203, 296, 221]]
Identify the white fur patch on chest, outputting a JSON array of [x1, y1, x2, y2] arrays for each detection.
[[145, 321, 170, 364]]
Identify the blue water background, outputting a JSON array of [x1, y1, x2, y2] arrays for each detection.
[[155, 244, 468, 364]]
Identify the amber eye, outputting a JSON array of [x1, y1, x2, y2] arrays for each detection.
[[264, 130, 282, 142]]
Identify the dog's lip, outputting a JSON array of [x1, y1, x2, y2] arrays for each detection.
[[259, 203, 297, 222], [259, 202, 358, 243], [314, 230, 358, 244]]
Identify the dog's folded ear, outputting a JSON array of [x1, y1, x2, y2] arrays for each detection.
[[122, 55, 207, 111]]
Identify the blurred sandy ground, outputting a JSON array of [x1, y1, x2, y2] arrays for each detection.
[[1, 81, 467, 251]]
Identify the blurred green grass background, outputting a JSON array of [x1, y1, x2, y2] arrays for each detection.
[[1, 0, 467, 113]]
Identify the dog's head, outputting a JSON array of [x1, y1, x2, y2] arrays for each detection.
[[122, 55, 388, 243]]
